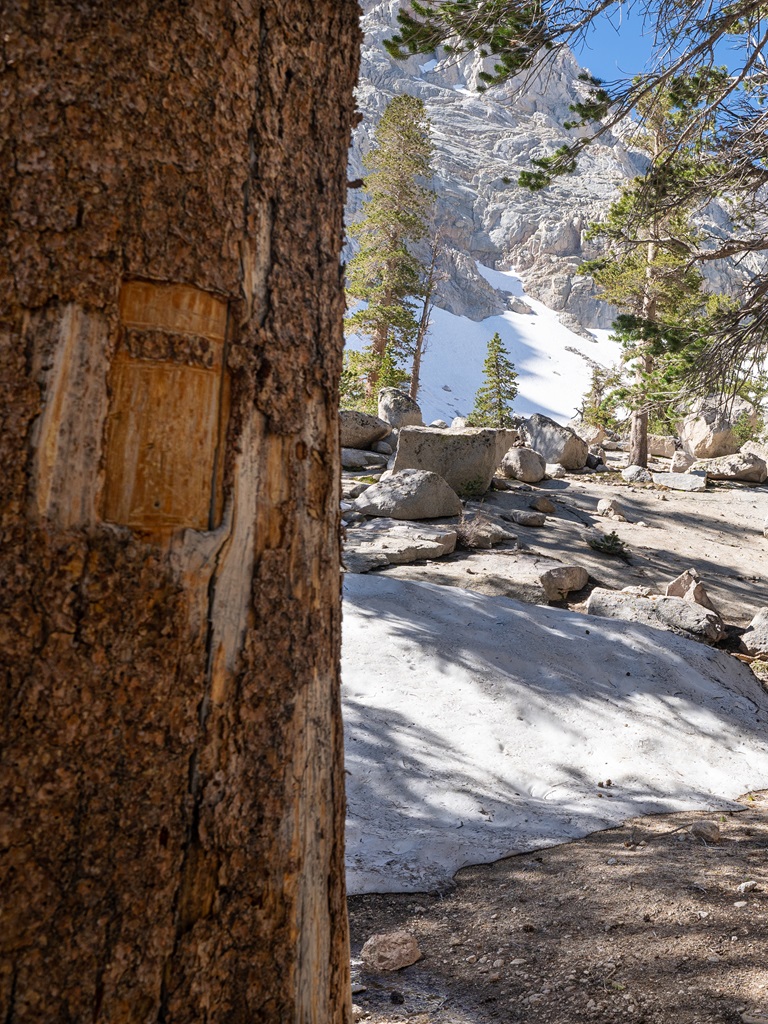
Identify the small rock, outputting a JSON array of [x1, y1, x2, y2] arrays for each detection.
[[734, 900, 748, 908], [606, 857, 618, 865], [738, 881, 758, 893], [361, 931, 422, 972], [664, 567, 719, 613], [539, 565, 589, 601], [509, 510, 547, 527], [351, 1003, 365, 1022], [545, 463, 567, 479], [529, 496, 556, 514], [690, 820, 721, 843], [741, 608, 768, 657], [622, 465, 653, 483], [670, 451, 695, 473], [597, 497, 626, 521], [342, 447, 388, 469], [501, 446, 547, 484]]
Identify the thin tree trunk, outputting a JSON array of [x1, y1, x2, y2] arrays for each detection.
[[628, 238, 658, 468], [0, 3, 360, 1022], [409, 238, 439, 402]]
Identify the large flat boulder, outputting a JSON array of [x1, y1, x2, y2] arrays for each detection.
[[586, 588, 726, 643], [677, 395, 758, 458], [689, 451, 768, 484], [340, 410, 390, 450], [352, 468, 462, 520], [393, 426, 518, 497], [343, 518, 458, 573], [522, 414, 588, 469], [651, 471, 707, 492]]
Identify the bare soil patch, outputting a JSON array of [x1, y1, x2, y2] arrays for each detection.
[[349, 793, 768, 1024]]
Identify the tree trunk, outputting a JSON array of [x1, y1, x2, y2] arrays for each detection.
[[0, 4, 360, 1022], [409, 238, 439, 402], [628, 240, 658, 468]]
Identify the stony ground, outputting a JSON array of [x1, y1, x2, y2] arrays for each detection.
[[349, 793, 768, 1024], [347, 461, 768, 1024]]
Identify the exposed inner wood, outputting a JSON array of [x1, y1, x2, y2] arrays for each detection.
[[102, 281, 230, 533]]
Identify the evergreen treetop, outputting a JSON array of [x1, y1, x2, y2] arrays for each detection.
[[345, 94, 435, 380], [467, 332, 519, 428]]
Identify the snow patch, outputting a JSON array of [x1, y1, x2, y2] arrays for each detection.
[[343, 575, 768, 893]]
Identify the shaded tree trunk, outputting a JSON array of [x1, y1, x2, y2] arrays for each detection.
[[409, 237, 440, 402], [628, 241, 658, 469], [0, 3, 360, 1022]]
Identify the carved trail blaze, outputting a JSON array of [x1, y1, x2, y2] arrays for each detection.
[[103, 281, 230, 533]]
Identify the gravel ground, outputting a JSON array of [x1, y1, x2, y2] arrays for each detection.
[[349, 791, 768, 1024]]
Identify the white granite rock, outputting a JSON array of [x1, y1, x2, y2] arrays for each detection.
[[353, 469, 462, 520]]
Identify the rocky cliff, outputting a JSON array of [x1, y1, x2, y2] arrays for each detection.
[[349, 1, 752, 329]]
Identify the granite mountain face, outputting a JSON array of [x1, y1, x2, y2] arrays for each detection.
[[349, 1, 752, 332]]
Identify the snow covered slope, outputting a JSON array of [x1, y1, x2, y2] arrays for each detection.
[[347, 262, 622, 424], [416, 264, 620, 423]]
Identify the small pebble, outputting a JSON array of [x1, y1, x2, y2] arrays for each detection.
[[607, 857, 618, 865]]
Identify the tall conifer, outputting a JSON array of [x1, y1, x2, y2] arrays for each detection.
[[345, 94, 435, 395]]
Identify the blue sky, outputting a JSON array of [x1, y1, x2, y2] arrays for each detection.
[[572, 6, 655, 82], [572, 7, 742, 82]]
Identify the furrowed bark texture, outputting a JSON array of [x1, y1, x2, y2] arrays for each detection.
[[0, 3, 361, 1021]]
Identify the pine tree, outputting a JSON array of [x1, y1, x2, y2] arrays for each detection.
[[467, 332, 518, 427], [387, 2, 768, 383], [345, 94, 435, 396], [581, 75, 726, 465]]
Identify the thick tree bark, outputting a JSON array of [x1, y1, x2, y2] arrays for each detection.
[[0, 3, 360, 1022]]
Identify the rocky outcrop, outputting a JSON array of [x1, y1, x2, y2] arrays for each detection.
[[522, 414, 588, 469], [677, 396, 758, 458], [378, 388, 423, 429], [689, 451, 768, 484], [379, 550, 590, 605], [343, 519, 458, 573], [340, 410, 391, 449], [350, 1, 758, 343], [393, 426, 518, 496], [586, 588, 726, 644], [352, 468, 462, 519]]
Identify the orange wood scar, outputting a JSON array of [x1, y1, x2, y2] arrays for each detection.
[[103, 282, 230, 533]]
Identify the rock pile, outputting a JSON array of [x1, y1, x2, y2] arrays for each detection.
[[340, 388, 768, 658]]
